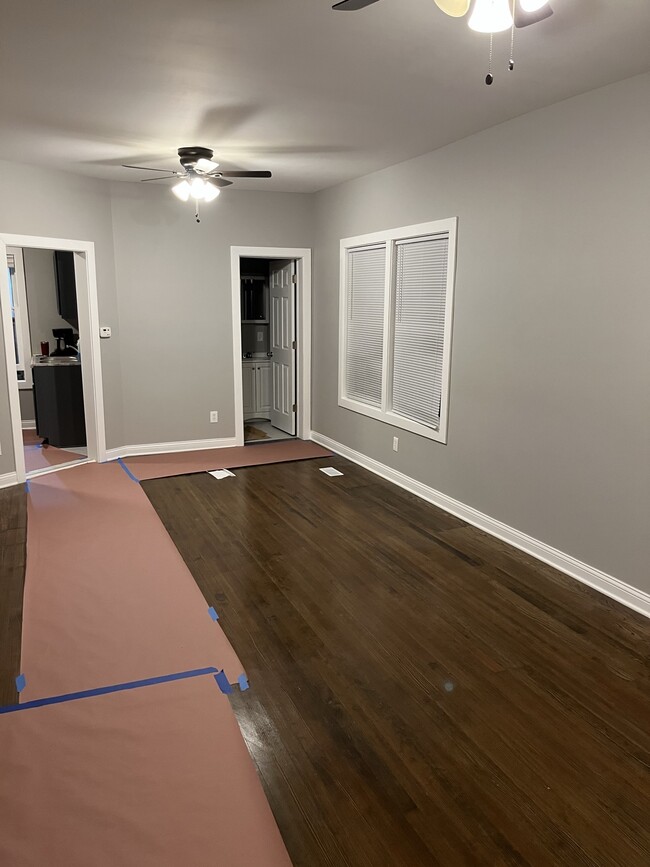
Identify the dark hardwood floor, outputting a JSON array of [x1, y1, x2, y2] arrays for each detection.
[[0, 484, 26, 707], [143, 457, 650, 867]]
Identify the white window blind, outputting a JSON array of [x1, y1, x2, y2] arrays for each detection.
[[391, 234, 449, 430], [344, 244, 386, 408]]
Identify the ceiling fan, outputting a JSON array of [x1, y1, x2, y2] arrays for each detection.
[[333, 0, 553, 84], [122, 146, 272, 206], [332, 0, 553, 29]]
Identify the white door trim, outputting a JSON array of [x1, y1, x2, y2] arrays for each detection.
[[230, 246, 312, 446], [0, 234, 106, 482]]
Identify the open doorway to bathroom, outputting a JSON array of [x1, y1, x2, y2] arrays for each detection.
[[231, 245, 312, 448], [240, 256, 297, 444]]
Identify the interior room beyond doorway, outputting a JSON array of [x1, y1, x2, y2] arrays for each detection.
[[240, 256, 297, 445], [7, 246, 88, 476]]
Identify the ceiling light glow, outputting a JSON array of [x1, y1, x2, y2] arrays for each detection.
[[519, 0, 548, 11], [171, 179, 191, 201], [468, 0, 513, 33], [203, 183, 221, 202]]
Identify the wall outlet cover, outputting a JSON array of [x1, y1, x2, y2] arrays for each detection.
[[393, 437, 399, 452], [210, 411, 219, 423]]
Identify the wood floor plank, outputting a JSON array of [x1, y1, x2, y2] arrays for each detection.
[[0, 484, 26, 707], [141, 457, 647, 865]]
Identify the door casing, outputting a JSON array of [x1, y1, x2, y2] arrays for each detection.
[[230, 246, 312, 445]]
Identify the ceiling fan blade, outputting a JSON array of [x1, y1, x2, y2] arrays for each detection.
[[140, 175, 179, 182], [434, 0, 470, 16], [219, 170, 272, 178], [210, 177, 234, 187], [515, 2, 553, 28], [122, 164, 177, 172], [332, 0, 381, 10]]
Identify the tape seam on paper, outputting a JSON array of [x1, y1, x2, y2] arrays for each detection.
[[214, 670, 233, 694], [117, 458, 140, 483], [0, 666, 219, 715]]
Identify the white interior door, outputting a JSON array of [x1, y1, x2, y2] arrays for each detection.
[[269, 259, 296, 435]]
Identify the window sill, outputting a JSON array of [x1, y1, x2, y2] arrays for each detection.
[[338, 396, 447, 444]]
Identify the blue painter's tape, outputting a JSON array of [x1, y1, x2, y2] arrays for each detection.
[[0, 666, 219, 715], [238, 673, 249, 692], [24, 480, 30, 494], [117, 458, 140, 483], [214, 670, 233, 695], [208, 606, 219, 622], [15, 674, 26, 693]]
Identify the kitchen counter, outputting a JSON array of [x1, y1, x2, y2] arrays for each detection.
[[32, 356, 81, 367]]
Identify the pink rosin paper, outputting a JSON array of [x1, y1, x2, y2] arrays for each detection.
[[0, 676, 292, 866], [124, 438, 331, 481], [20, 462, 243, 701]]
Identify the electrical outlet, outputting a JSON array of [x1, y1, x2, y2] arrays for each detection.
[[210, 411, 219, 423], [392, 436, 399, 452]]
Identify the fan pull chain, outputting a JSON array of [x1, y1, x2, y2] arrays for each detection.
[[508, 0, 516, 71], [485, 32, 494, 85], [195, 200, 201, 223]]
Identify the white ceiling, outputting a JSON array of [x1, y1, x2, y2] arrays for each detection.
[[1, 0, 649, 192]]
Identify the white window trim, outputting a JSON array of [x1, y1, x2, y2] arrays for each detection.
[[338, 218, 457, 444]]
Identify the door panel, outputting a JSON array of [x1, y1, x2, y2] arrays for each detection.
[[269, 260, 296, 435], [242, 363, 255, 417], [257, 362, 271, 415]]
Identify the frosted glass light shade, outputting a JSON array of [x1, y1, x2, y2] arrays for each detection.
[[434, 0, 471, 16], [519, 0, 548, 11], [172, 179, 191, 201], [468, 0, 513, 32], [203, 183, 221, 202], [190, 177, 206, 198]]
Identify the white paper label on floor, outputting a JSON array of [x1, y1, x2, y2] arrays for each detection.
[[208, 469, 236, 480], [319, 467, 344, 477]]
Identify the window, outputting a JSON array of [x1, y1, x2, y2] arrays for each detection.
[[6, 248, 32, 389], [338, 219, 457, 443]]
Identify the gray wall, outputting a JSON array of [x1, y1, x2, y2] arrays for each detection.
[[0, 161, 123, 474], [0, 164, 313, 471], [312, 72, 650, 594], [19, 389, 34, 422], [23, 248, 73, 355], [109, 183, 314, 445]]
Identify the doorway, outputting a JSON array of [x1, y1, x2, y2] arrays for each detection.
[[231, 246, 312, 447], [8, 246, 88, 475], [0, 234, 106, 483]]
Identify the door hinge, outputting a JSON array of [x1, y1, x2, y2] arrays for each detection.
[[292, 403, 297, 412], [291, 274, 297, 284], [292, 340, 296, 350]]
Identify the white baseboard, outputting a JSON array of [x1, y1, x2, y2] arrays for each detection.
[[311, 431, 650, 620], [21, 419, 36, 430], [105, 436, 240, 462], [0, 471, 18, 489]]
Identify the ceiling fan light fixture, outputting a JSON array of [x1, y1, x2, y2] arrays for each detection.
[[190, 177, 207, 199], [171, 179, 191, 202], [468, 0, 513, 32], [519, 0, 548, 11], [203, 182, 221, 202], [195, 157, 220, 173]]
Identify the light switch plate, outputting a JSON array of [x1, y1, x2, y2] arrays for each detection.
[[99, 326, 111, 338]]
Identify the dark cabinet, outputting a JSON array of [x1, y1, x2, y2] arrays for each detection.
[[33, 363, 86, 448], [54, 251, 78, 323]]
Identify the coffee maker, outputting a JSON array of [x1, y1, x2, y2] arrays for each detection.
[[50, 327, 79, 357]]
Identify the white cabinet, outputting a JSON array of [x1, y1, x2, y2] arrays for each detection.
[[242, 360, 271, 420]]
